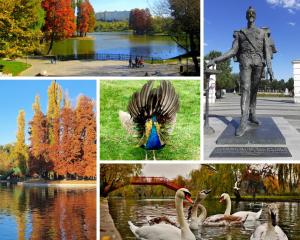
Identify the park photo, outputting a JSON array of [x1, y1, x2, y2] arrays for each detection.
[[100, 163, 300, 240], [0, 0, 200, 77], [100, 80, 200, 160], [0, 80, 96, 239], [204, 0, 300, 160]]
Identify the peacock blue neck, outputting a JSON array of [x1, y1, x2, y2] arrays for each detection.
[[144, 117, 163, 150]]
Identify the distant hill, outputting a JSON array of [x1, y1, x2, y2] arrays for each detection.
[[96, 11, 130, 22]]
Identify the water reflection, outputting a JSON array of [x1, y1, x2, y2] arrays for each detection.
[[0, 184, 96, 240], [51, 32, 186, 60], [108, 198, 300, 240]]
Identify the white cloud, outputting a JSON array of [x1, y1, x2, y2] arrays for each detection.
[[288, 8, 296, 13], [288, 21, 296, 26], [266, 0, 300, 9]]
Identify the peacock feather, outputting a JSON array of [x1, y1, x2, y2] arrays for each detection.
[[119, 80, 179, 159]]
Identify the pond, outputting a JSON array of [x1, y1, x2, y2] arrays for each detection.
[[0, 183, 96, 240], [108, 198, 300, 240], [50, 32, 186, 60]]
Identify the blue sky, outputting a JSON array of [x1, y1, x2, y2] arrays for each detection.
[[90, 0, 151, 12], [0, 80, 96, 145], [205, 0, 300, 80]]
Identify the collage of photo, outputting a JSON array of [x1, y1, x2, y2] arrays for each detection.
[[1, 0, 300, 240]]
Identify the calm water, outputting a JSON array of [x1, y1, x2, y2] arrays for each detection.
[[51, 32, 186, 59], [0, 184, 96, 240], [108, 198, 300, 240]]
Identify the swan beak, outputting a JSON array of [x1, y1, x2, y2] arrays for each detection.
[[205, 189, 212, 194], [219, 197, 224, 203], [185, 195, 194, 204]]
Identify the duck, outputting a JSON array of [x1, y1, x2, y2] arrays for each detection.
[[128, 188, 195, 240], [119, 80, 179, 160], [250, 203, 288, 240]]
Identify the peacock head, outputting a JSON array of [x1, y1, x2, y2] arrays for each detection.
[[152, 115, 158, 123]]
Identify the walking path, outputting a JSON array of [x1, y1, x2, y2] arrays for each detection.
[[205, 93, 300, 160], [100, 198, 122, 240], [19, 58, 181, 76]]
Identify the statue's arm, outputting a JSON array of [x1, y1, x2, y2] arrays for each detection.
[[207, 34, 239, 67]]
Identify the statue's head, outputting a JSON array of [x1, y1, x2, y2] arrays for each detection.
[[246, 6, 256, 23]]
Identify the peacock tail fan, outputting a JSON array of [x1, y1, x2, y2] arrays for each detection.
[[127, 80, 179, 149]]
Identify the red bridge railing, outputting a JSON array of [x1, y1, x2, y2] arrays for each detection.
[[130, 176, 182, 191]]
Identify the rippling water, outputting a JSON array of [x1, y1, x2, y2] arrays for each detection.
[[0, 183, 96, 240], [108, 198, 300, 240], [51, 32, 186, 60]]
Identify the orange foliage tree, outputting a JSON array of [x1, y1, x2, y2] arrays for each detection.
[[77, 0, 95, 37], [42, 0, 76, 54]]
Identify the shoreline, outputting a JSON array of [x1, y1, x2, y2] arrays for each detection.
[[17, 180, 96, 188], [100, 198, 122, 240]]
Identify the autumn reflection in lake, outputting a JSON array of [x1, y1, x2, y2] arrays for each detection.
[[0, 184, 96, 240]]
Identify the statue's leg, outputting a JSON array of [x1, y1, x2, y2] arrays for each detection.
[[236, 65, 251, 136], [249, 66, 264, 124]]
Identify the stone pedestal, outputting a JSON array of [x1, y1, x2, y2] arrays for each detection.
[[292, 60, 300, 103]]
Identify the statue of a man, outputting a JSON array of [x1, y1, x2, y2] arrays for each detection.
[[207, 6, 277, 136]]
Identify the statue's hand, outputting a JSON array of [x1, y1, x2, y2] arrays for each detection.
[[206, 59, 216, 68]]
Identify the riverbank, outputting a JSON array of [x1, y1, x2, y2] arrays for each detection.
[[18, 179, 96, 188], [18, 58, 181, 76], [100, 198, 122, 240]]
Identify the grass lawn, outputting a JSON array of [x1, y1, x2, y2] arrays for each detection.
[[100, 80, 200, 160], [0, 59, 31, 76]]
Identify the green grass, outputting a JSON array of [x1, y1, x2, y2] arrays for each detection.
[[0, 59, 30, 76], [100, 80, 200, 160]]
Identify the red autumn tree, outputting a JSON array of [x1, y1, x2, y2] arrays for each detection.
[[42, 0, 76, 54], [77, 0, 95, 37], [129, 8, 153, 35], [29, 95, 50, 177], [75, 95, 96, 178]]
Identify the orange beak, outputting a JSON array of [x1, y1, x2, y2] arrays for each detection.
[[219, 197, 224, 203], [185, 195, 193, 204]]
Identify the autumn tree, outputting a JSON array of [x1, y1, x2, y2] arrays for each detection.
[[0, 0, 44, 58], [77, 0, 96, 37], [47, 81, 62, 178], [14, 110, 29, 175], [75, 95, 96, 178], [100, 164, 142, 197], [29, 95, 49, 177], [42, 0, 76, 54], [129, 8, 153, 35]]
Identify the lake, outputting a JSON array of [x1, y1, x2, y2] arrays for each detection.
[[108, 198, 300, 240], [0, 183, 96, 240], [51, 32, 186, 60]]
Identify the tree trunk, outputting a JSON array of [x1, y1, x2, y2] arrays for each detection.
[[189, 33, 200, 74], [47, 32, 55, 55]]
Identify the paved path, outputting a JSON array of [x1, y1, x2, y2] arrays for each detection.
[[205, 93, 300, 160], [19, 58, 181, 76], [100, 198, 122, 240]]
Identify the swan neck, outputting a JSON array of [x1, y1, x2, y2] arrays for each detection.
[[175, 196, 188, 228], [191, 198, 201, 219], [198, 204, 207, 222], [224, 196, 231, 215]]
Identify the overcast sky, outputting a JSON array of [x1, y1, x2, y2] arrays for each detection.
[[142, 164, 201, 179]]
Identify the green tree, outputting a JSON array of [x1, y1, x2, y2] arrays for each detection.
[[205, 51, 235, 92], [0, 0, 44, 58], [286, 78, 294, 92]]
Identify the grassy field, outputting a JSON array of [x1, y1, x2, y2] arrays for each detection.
[[0, 59, 31, 76], [100, 80, 200, 160]]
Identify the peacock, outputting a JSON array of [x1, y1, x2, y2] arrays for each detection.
[[119, 80, 180, 160]]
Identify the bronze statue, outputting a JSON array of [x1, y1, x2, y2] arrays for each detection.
[[207, 6, 277, 136]]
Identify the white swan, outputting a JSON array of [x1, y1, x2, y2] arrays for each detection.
[[128, 188, 196, 240], [250, 203, 288, 240], [189, 189, 211, 230], [203, 193, 248, 226]]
